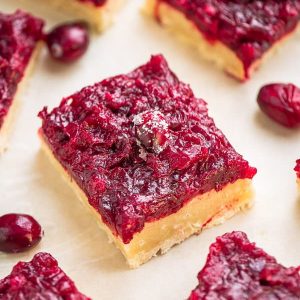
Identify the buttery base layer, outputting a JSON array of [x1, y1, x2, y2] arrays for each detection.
[[143, 0, 300, 80], [0, 44, 42, 154], [39, 0, 124, 32], [41, 134, 254, 268]]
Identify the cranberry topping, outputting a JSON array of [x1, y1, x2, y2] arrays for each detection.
[[294, 160, 300, 178], [188, 231, 300, 300], [0, 252, 91, 299], [0, 213, 42, 253], [257, 83, 300, 128], [78, 0, 107, 6], [0, 11, 44, 130], [157, 1, 300, 77], [46, 22, 89, 63], [39, 55, 256, 243]]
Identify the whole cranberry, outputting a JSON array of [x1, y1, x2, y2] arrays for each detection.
[[133, 110, 169, 154], [46, 22, 89, 63], [257, 83, 300, 128], [0, 214, 43, 253]]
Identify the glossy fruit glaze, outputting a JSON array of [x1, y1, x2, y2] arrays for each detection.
[[189, 231, 300, 300], [78, 0, 107, 7], [0, 213, 42, 253], [39, 55, 256, 244], [257, 83, 300, 128], [156, 0, 300, 77], [46, 22, 89, 63], [0, 10, 44, 129], [295, 160, 300, 178], [0, 252, 91, 299]]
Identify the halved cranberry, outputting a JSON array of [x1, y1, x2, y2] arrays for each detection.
[[257, 83, 300, 128], [46, 22, 89, 63], [0, 214, 43, 253], [133, 110, 169, 154]]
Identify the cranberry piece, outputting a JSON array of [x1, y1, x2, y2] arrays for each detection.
[[0, 214, 42, 253], [133, 110, 169, 154], [257, 83, 300, 128], [46, 22, 89, 63]]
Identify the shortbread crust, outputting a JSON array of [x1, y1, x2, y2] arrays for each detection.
[[40, 0, 124, 32], [144, 0, 300, 80], [40, 133, 253, 268]]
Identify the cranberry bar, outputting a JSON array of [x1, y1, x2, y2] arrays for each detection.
[[188, 231, 300, 299], [0, 252, 90, 299], [144, 0, 300, 80], [38, 0, 124, 32], [0, 10, 44, 153], [39, 54, 256, 267]]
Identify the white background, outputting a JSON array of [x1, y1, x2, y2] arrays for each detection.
[[1, 0, 300, 299]]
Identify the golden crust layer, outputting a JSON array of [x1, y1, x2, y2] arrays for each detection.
[[143, 0, 300, 80], [39, 0, 125, 32], [40, 133, 254, 268]]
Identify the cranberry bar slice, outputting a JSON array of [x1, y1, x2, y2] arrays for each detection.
[[0, 10, 44, 153], [38, 0, 124, 32], [144, 1, 300, 80], [39, 54, 256, 267], [188, 231, 300, 300], [0, 252, 90, 299]]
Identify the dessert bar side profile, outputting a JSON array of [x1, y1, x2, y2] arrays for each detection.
[[0, 11, 44, 153]]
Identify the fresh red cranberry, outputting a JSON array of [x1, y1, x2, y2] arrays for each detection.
[[257, 83, 300, 128], [133, 110, 169, 154], [46, 22, 89, 63], [0, 214, 42, 253]]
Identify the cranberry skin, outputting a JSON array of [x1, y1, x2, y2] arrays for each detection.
[[257, 83, 300, 128], [46, 22, 89, 63], [0, 214, 43, 253], [133, 110, 169, 154]]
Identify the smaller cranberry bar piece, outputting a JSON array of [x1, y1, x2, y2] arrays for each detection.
[[39, 55, 256, 267], [0, 10, 44, 153], [144, 1, 300, 80], [0, 252, 90, 299], [37, 0, 124, 32], [188, 232, 300, 300]]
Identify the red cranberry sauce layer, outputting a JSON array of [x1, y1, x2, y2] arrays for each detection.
[[39, 55, 256, 243], [0, 10, 44, 129], [0, 252, 91, 299], [295, 160, 300, 178], [157, 1, 300, 77], [189, 232, 300, 300], [78, 0, 107, 7]]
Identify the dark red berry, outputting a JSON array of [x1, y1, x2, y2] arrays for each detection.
[[0, 214, 43, 253], [46, 22, 89, 63], [133, 110, 169, 154], [257, 83, 300, 128]]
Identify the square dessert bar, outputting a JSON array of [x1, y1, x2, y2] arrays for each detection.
[[39, 54, 256, 267], [188, 232, 300, 299], [0, 252, 90, 299], [144, 0, 300, 80], [0, 10, 44, 153], [39, 0, 124, 32]]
